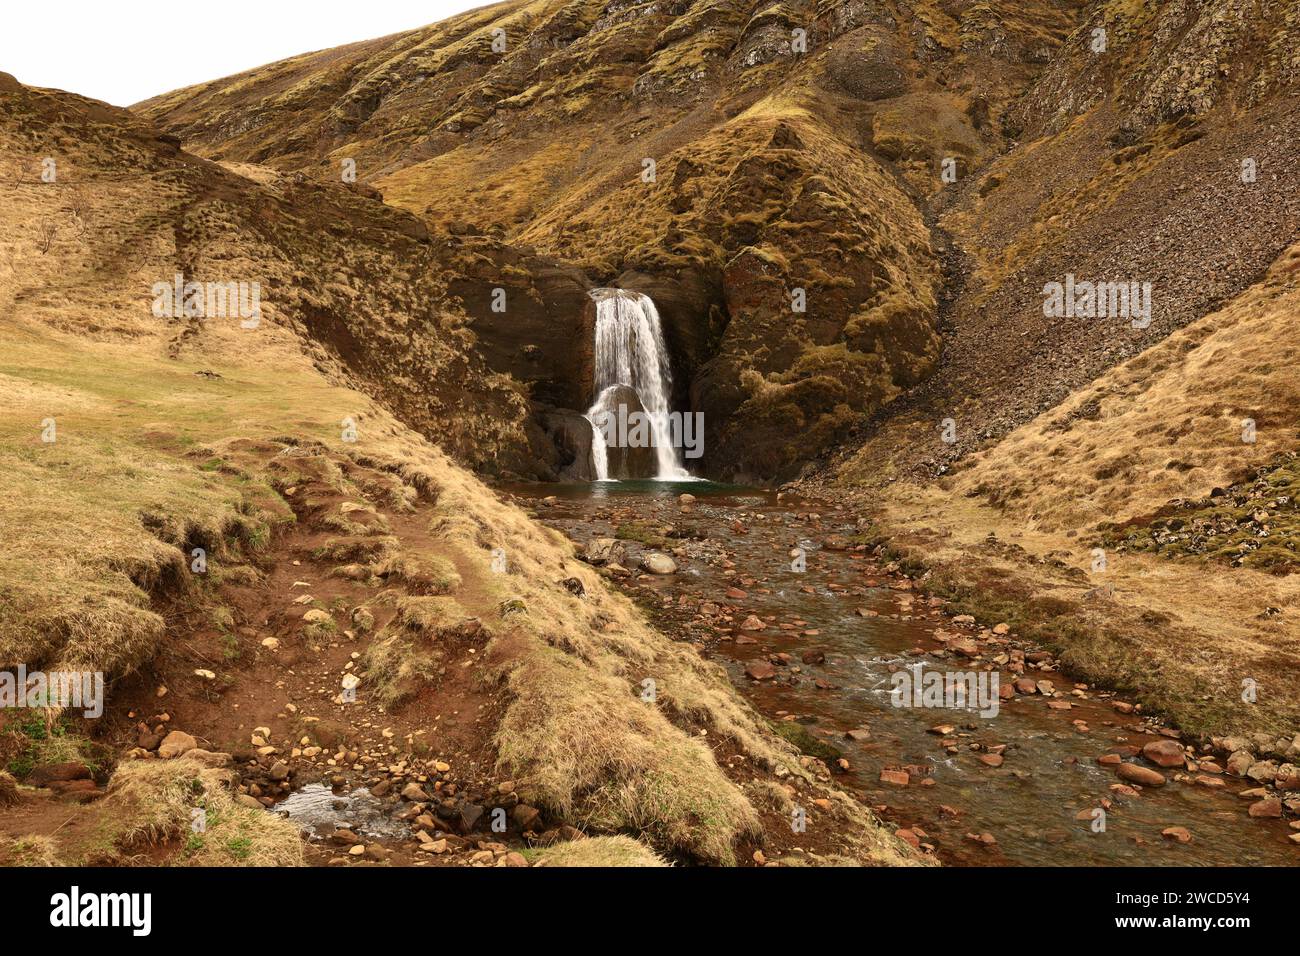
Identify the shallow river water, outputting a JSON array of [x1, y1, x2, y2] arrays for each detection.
[[504, 479, 1297, 866]]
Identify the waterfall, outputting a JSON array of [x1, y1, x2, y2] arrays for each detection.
[[584, 289, 690, 481]]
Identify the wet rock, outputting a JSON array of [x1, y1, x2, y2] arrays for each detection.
[[1161, 826, 1192, 843], [581, 537, 626, 566], [1226, 750, 1255, 776], [879, 769, 910, 786], [641, 552, 677, 575], [1117, 763, 1166, 787], [1248, 797, 1282, 818], [745, 662, 777, 680], [801, 649, 826, 665], [1141, 739, 1186, 768], [1245, 760, 1278, 784]]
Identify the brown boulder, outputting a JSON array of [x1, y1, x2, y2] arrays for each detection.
[[1116, 763, 1166, 787], [1141, 739, 1186, 768]]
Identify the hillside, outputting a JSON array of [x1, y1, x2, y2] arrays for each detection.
[[0, 74, 913, 866], [821, 0, 1300, 740], [4, 0, 1300, 872], [138, 0, 1085, 481]]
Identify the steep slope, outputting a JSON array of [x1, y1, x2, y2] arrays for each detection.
[[0, 75, 914, 865], [138, 0, 1086, 480], [821, 0, 1300, 741], [875, 241, 1300, 738], [835, 0, 1300, 483]]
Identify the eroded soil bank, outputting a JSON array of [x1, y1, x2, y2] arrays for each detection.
[[505, 480, 1300, 866]]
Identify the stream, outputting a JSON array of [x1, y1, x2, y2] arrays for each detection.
[[504, 479, 1298, 866]]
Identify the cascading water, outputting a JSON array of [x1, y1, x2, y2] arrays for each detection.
[[584, 289, 691, 481]]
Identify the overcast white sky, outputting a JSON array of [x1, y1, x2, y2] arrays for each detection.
[[0, 0, 487, 107]]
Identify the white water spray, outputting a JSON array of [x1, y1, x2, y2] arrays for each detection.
[[584, 289, 690, 481]]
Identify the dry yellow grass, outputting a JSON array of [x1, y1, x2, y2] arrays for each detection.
[[873, 242, 1300, 737], [946, 242, 1300, 530], [529, 834, 667, 867]]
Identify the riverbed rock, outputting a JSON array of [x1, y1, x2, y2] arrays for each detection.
[[1117, 763, 1166, 787], [745, 662, 777, 680], [1226, 750, 1255, 776], [641, 552, 677, 574], [1161, 826, 1192, 843], [1141, 739, 1186, 768], [1249, 797, 1282, 818], [1246, 759, 1278, 784], [581, 537, 626, 566]]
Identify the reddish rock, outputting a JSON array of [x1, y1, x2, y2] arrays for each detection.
[[1161, 827, 1192, 844], [1142, 739, 1186, 768], [879, 769, 910, 787], [1248, 797, 1283, 819], [1117, 763, 1166, 787], [745, 662, 776, 680], [895, 828, 921, 849], [978, 753, 1004, 768]]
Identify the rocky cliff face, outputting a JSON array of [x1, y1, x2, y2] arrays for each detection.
[[138, 0, 1084, 480], [831, 0, 1300, 486]]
